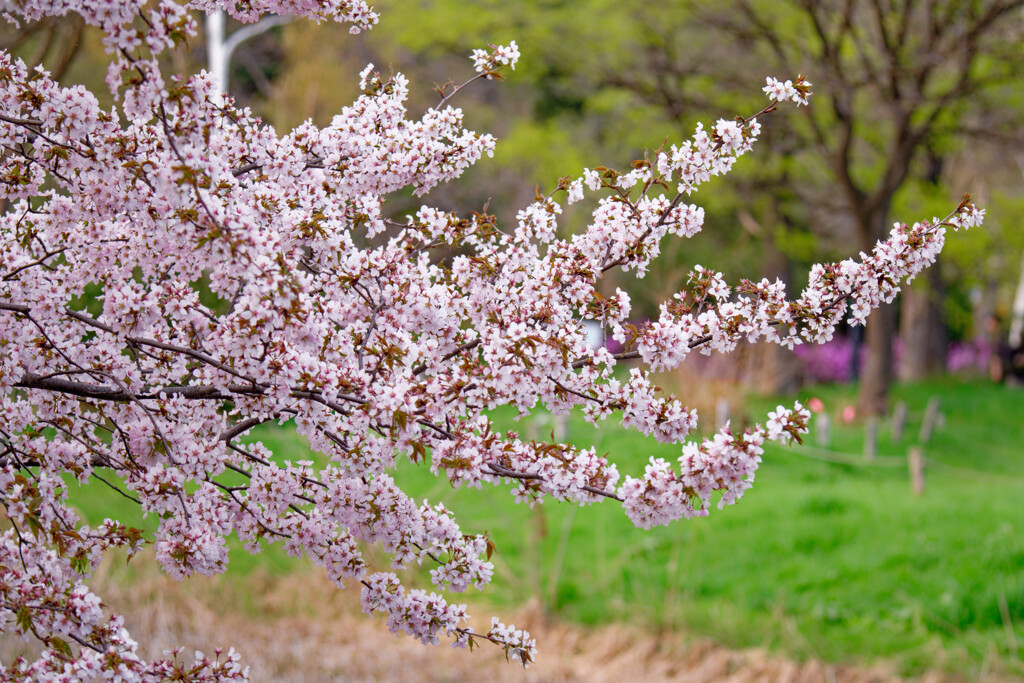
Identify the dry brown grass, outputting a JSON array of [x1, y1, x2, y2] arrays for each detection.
[[3, 552, 1007, 683]]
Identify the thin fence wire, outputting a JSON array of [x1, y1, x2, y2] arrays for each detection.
[[771, 443, 1024, 482], [771, 443, 906, 467]]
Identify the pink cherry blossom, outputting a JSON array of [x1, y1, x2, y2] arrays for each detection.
[[0, 2, 981, 678]]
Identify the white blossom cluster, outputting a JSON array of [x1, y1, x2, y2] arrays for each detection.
[[471, 41, 521, 76], [763, 76, 812, 106]]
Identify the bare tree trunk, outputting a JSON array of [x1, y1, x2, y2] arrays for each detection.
[[859, 302, 896, 416], [762, 273, 801, 393], [899, 260, 948, 380], [745, 211, 802, 394], [857, 205, 896, 416]]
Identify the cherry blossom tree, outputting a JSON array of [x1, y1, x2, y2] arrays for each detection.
[[0, 1, 983, 679]]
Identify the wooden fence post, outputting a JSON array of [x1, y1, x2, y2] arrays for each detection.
[[919, 397, 940, 443], [715, 398, 730, 432], [864, 416, 878, 461], [553, 413, 568, 442], [892, 400, 907, 443], [528, 414, 540, 442], [908, 446, 925, 496], [816, 412, 831, 447]]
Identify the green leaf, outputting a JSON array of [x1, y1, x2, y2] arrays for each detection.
[[15, 605, 32, 633], [48, 636, 73, 658]]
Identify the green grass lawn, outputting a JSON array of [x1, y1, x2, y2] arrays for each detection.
[[65, 377, 1024, 677]]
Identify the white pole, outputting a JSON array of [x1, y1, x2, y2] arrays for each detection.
[[206, 11, 290, 101], [1009, 248, 1024, 348], [206, 10, 227, 99]]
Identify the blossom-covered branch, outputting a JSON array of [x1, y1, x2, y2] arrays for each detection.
[[0, 0, 982, 678]]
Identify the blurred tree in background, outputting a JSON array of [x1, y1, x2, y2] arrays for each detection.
[[0, 13, 84, 80], [701, 0, 1024, 413], [0, 14, 86, 216]]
